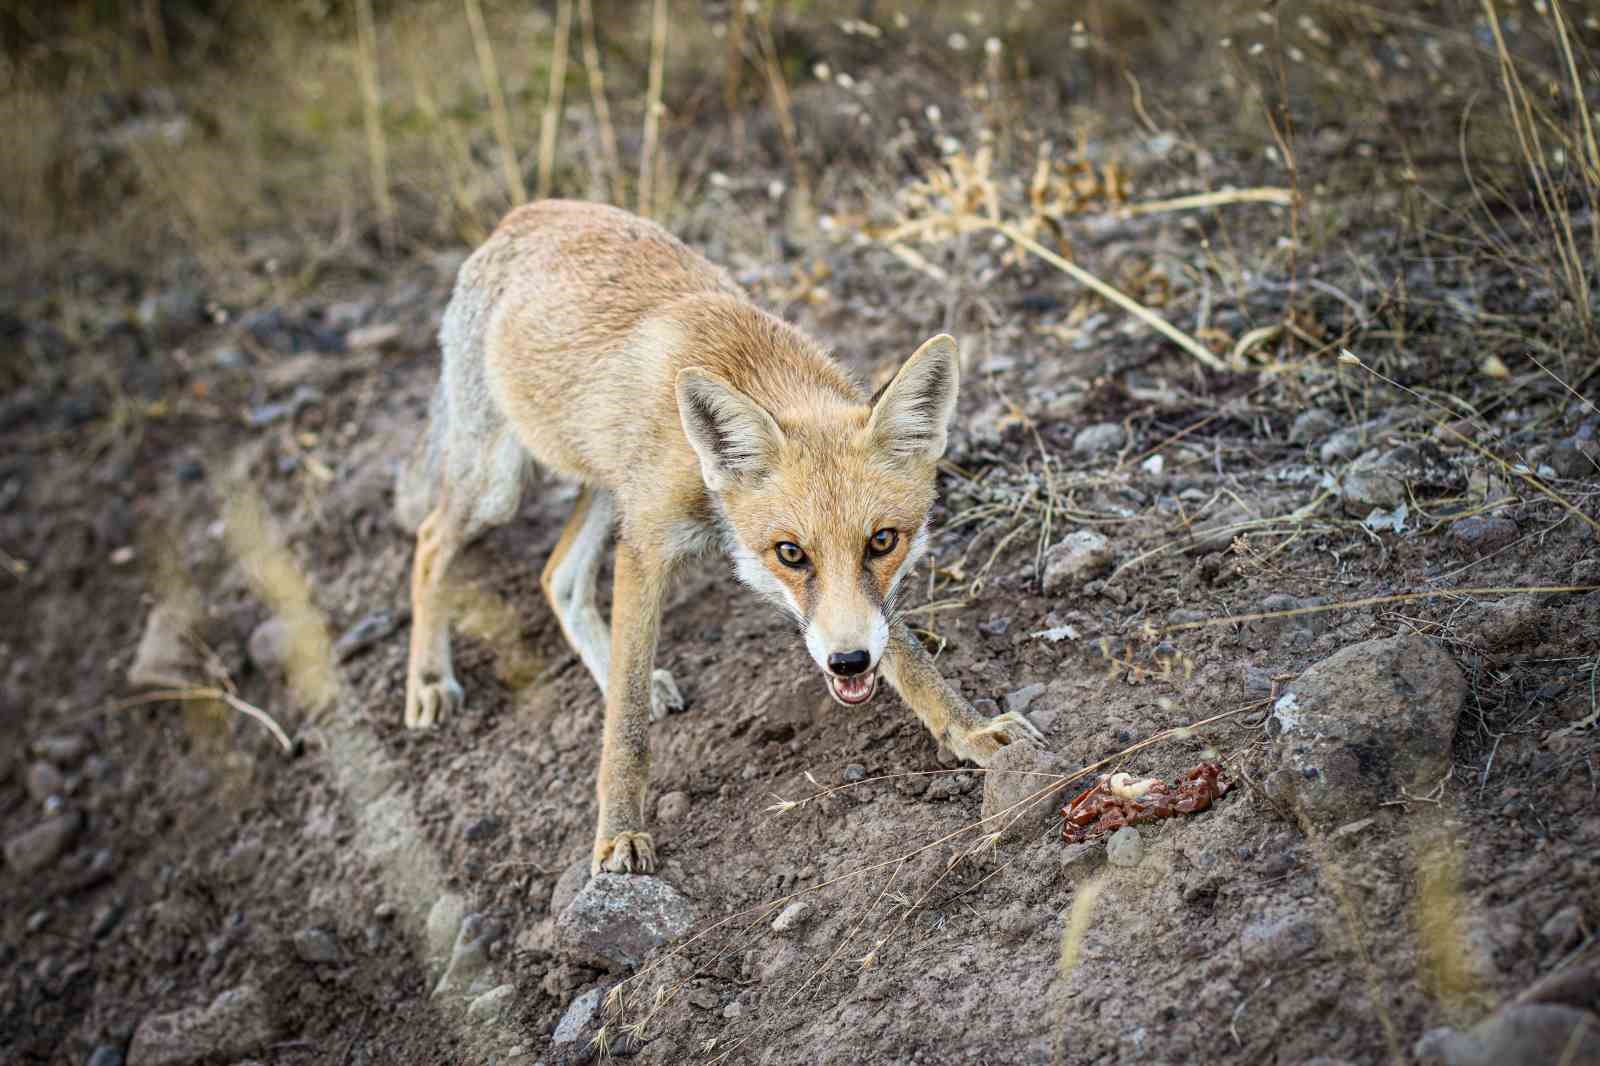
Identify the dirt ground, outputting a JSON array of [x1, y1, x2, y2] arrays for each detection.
[[4, 5, 1600, 1065]]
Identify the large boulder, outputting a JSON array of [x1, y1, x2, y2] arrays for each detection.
[[556, 874, 695, 971], [127, 985, 275, 1066], [1265, 635, 1464, 826]]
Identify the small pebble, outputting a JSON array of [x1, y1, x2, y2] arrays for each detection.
[[292, 927, 341, 964], [33, 734, 90, 766], [771, 901, 811, 934], [1106, 826, 1144, 867], [25, 762, 65, 804]]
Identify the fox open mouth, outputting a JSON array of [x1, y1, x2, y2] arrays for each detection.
[[827, 669, 878, 706]]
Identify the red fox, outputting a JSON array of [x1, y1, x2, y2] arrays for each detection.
[[396, 200, 1042, 875]]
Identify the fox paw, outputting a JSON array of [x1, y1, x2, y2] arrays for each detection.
[[405, 674, 463, 730], [592, 831, 656, 875], [952, 710, 1044, 766], [650, 669, 684, 722]]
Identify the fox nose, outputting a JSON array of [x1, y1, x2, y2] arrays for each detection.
[[828, 650, 872, 676]]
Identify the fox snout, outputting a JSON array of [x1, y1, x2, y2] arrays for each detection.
[[805, 609, 889, 706]]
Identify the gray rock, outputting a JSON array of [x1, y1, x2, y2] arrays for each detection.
[[1239, 914, 1320, 970], [1451, 515, 1519, 556], [655, 791, 691, 825], [433, 913, 500, 998], [332, 609, 406, 662], [1003, 683, 1047, 714], [1028, 706, 1061, 734], [5, 810, 84, 874], [1266, 635, 1464, 826], [466, 983, 516, 1022], [33, 734, 90, 767], [771, 901, 811, 934], [1538, 904, 1584, 956], [25, 761, 66, 804], [1249, 593, 1326, 649], [246, 618, 291, 675], [1073, 422, 1127, 455], [425, 892, 467, 962], [292, 927, 340, 964], [72, 847, 117, 891], [1549, 439, 1599, 479], [1105, 826, 1143, 868], [1340, 460, 1405, 514], [1319, 412, 1417, 464], [548, 861, 590, 918], [137, 288, 203, 341], [556, 874, 695, 970], [92, 899, 126, 939], [552, 986, 604, 1044], [1290, 409, 1340, 444], [127, 599, 200, 690], [86, 1045, 125, 1066], [977, 614, 1012, 637], [841, 764, 867, 784], [1466, 594, 1546, 650], [980, 743, 1066, 843], [1041, 530, 1114, 593], [216, 839, 264, 885], [127, 985, 275, 1066], [1415, 1004, 1600, 1066]]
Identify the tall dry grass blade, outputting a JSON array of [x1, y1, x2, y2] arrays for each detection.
[[354, 0, 395, 255], [1482, 0, 1592, 339], [1119, 187, 1294, 217], [1412, 823, 1481, 1018], [637, 0, 669, 218], [221, 486, 337, 716], [142, 0, 169, 76], [464, 0, 528, 206], [577, 0, 624, 205], [724, 0, 748, 158], [753, 6, 813, 227], [997, 222, 1226, 371], [537, 0, 574, 200], [408, 60, 485, 245]]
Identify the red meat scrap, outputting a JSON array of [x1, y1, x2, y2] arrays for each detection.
[[1060, 763, 1232, 844]]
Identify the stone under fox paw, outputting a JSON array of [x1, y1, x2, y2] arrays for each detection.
[[405, 674, 463, 730], [952, 709, 1044, 766], [592, 831, 656, 875]]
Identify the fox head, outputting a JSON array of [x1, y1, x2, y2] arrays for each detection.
[[676, 335, 959, 706]]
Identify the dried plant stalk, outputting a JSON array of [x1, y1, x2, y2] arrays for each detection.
[[537, 0, 574, 199]]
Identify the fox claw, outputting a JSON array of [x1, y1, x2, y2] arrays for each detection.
[[405, 675, 463, 729], [592, 831, 656, 875], [951, 709, 1044, 766]]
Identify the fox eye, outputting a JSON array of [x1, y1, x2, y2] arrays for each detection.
[[775, 541, 808, 568], [868, 528, 899, 557]]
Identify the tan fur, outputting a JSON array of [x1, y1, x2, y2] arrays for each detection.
[[398, 200, 1041, 876]]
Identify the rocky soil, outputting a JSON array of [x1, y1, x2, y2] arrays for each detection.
[[4, 9, 1600, 1065]]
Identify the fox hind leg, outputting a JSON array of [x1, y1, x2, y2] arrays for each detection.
[[540, 488, 683, 720], [404, 429, 526, 729]]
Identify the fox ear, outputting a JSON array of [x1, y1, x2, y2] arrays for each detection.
[[867, 333, 960, 461], [676, 369, 786, 492]]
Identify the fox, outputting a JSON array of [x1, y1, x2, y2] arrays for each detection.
[[395, 200, 1042, 876]]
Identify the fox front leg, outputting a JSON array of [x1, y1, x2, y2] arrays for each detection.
[[882, 621, 1044, 764], [591, 540, 671, 875]]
